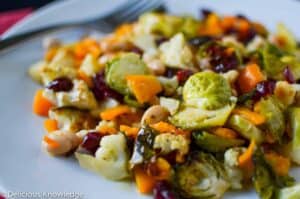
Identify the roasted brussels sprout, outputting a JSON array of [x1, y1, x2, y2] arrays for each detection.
[[193, 131, 245, 152], [105, 53, 150, 95], [183, 71, 232, 110], [227, 114, 264, 144], [75, 133, 130, 180], [255, 96, 285, 143], [170, 104, 235, 130], [288, 107, 300, 164], [253, 149, 295, 199], [261, 43, 285, 80], [174, 152, 230, 199]]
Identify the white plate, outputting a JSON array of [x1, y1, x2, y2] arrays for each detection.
[[1, 0, 300, 199]]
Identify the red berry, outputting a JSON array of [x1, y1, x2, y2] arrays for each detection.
[[47, 77, 73, 92]]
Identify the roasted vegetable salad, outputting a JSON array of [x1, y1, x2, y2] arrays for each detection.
[[30, 11, 300, 199]]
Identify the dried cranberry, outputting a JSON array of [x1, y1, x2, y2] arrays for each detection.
[[153, 181, 179, 199], [81, 132, 103, 155], [236, 14, 248, 20], [93, 72, 123, 101], [252, 80, 276, 101], [164, 67, 179, 78], [206, 43, 239, 73], [47, 77, 73, 92], [238, 27, 257, 44], [201, 8, 212, 18], [130, 46, 143, 55], [155, 37, 168, 46], [188, 36, 212, 48], [283, 66, 295, 83], [176, 69, 194, 84]]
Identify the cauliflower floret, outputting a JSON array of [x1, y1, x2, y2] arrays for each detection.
[[132, 33, 156, 53], [42, 130, 81, 156], [153, 133, 189, 159], [159, 33, 193, 69], [75, 133, 130, 180], [28, 61, 48, 84], [41, 49, 77, 85], [49, 108, 97, 133], [224, 147, 246, 189], [274, 81, 296, 106], [44, 80, 98, 110], [79, 54, 103, 77], [247, 35, 266, 52], [157, 76, 179, 96], [224, 147, 246, 167]]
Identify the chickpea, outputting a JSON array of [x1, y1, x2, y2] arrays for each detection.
[[141, 105, 170, 125], [42, 130, 81, 156]]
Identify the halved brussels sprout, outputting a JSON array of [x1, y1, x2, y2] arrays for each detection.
[[105, 53, 150, 95], [174, 152, 230, 199], [193, 131, 245, 153], [170, 104, 235, 130], [253, 149, 295, 199], [261, 43, 285, 80], [227, 114, 264, 144], [255, 96, 285, 143], [75, 133, 130, 180], [183, 71, 232, 110], [288, 107, 300, 164]]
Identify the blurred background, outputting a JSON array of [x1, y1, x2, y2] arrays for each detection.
[[0, 0, 55, 34]]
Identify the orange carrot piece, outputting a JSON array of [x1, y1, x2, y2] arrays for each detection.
[[199, 14, 223, 36], [213, 127, 238, 139], [154, 158, 171, 180], [126, 75, 162, 104], [33, 90, 54, 117], [44, 119, 58, 133], [238, 63, 265, 93], [134, 166, 156, 194], [239, 140, 256, 168], [150, 122, 177, 134], [98, 125, 117, 134], [43, 136, 60, 148], [77, 70, 94, 88], [233, 107, 266, 125], [265, 152, 290, 176], [150, 122, 188, 135], [120, 125, 139, 137], [100, 105, 132, 121]]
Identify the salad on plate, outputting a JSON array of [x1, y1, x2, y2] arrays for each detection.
[[29, 10, 300, 199]]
